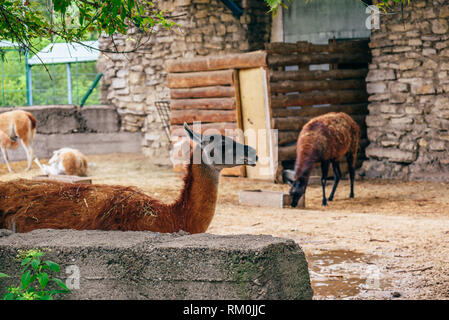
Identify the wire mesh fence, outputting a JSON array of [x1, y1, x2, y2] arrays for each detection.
[[155, 100, 171, 141], [0, 50, 100, 107]]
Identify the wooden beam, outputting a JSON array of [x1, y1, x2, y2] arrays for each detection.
[[270, 69, 368, 82], [273, 117, 309, 131], [278, 131, 299, 146], [165, 50, 267, 73], [265, 40, 369, 55], [170, 97, 236, 110], [270, 79, 366, 94], [170, 122, 238, 136], [271, 103, 368, 118], [166, 70, 234, 88], [170, 109, 237, 125], [271, 90, 368, 108], [32, 175, 92, 184], [267, 52, 370, 67], [273, 114, 367, 131], [170, 86, 235, 99]]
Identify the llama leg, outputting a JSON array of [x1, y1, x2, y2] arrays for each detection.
[[347, 154, 355, 198], [20, 139, 32, 171], [1, 147, 13, 173], [320, 160, 330, 206], [328, 160, 341, 201]]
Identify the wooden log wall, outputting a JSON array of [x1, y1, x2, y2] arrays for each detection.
[[266, 40, 371, 178], [165, 51, 267, 176]]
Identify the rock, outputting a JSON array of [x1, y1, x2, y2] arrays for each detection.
[[0, 230, 313, 300], [432, 19, 449, 34], [366, 69, 396, 82], [366, 146, 417, 163]]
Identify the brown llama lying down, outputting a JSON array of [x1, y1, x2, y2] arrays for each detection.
[[34, 147, 88, 177], [284, 112, 360, 207], [0, 123, 258, 233]]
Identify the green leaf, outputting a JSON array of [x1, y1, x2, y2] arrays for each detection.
[[44, 260, 60, 272], [0, 272, 9, 278], [2, 293, 15, 300], [30, 258, 41, 270], [21, 257, 32, 266], [48, 289, 70, 295], [52, 278, 70, 292], [35, 293, 52, 300], [20, 270, 32, 290], [37, 272, 49, 289]]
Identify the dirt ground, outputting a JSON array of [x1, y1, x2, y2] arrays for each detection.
[[1, 153, 448, 300]]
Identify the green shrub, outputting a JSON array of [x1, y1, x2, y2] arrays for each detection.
[[0, 248, 70, 300]]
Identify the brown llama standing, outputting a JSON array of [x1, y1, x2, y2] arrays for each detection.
[[0, 129, 20, 173], [0, 110, 37, 172], [284, 112, 360, 207], [0, 123, 258, 233]]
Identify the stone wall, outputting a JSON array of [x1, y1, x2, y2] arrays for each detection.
[[0, 106, 142, 161], [0, 229, 313, 300], [362, 0, 449, 181], [97, 0, 271, 165]]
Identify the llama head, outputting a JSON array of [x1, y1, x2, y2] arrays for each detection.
[[285, 175, 307, 208], [183, 123, 258, 170]]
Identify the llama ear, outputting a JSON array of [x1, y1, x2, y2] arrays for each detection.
[[184, 123, 203, 145]]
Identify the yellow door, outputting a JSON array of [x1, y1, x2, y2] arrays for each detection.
[[239, 67, 277, 181]]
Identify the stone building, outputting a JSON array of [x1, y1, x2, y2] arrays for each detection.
[[97, 0, 449, 181], [362, 0, 449, 181], [97, 0, 271, 165]]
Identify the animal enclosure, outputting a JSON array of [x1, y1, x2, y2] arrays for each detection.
[[165, 40, 371, 182], [1, 155, 448, 300], [266, 39, 370, 179]]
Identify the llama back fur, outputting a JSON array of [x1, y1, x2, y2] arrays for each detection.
[[0, 179, 172, 233], [0, 159, 217, 234], [295, 112, 360, 174]]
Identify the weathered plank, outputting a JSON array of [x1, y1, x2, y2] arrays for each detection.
[[32, 175, 92, 184], [278, 131, 299, 146], [270, 79, 366, 94], [166, 70, 234, 88], [273, 117, 310, 131], [266, 40, 369, 55], [267, 52, 370, 67], [271, 103, 368, 118], [165, 51, 267, 73], [273, 114, 367, 131], [170, 97, 236, 110], [170, 122, 239, 136], [270, 69, 368, 82], [169, 109, 237, 125], [170, 86, 235, 99], [271, 90, 368, 108]]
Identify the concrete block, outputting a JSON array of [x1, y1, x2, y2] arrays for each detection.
[[0, 230, 313, 300], [239, 190, 292, 208], [6, 132, 143, 161], [79, 105, 120, 133], [0, 105, 79, 134]]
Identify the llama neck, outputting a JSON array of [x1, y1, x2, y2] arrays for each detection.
[[172, 160, 221, 234], [294, 147, 318, 181]]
